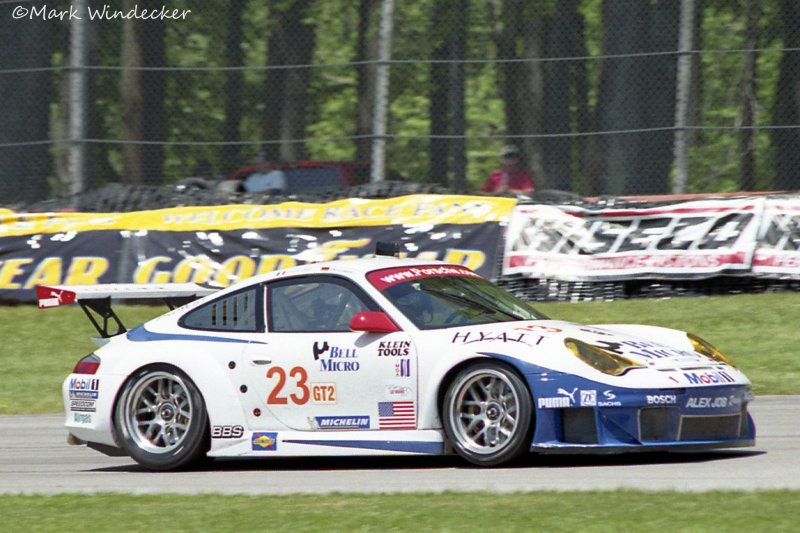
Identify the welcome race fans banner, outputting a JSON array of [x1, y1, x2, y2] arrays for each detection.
[[0, 195, 515, 302], [503, 196, 799, 281]]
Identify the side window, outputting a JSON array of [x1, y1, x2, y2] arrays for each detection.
[[181, 287, 260, 332], [268, 277, 375, 333]]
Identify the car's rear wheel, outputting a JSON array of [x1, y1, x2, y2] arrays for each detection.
[[442, 361, 533, 466], [114, 365, 209, 471]]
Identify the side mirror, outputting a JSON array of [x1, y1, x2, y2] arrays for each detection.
[[349, 311, 400, 333]]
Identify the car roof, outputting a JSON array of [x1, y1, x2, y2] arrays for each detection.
[[262, 256, 453, 279]]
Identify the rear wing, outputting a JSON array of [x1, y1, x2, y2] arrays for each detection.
[[36, 283, 218, 338]]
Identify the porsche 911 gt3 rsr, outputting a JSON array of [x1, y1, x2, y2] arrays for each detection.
[[39, 256, 755, 470]]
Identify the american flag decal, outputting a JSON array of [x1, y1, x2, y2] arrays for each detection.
[[378, 401, 415, 429], [395, 359, 411, 377]]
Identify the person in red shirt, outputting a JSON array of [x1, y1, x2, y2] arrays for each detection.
[[480, 145, 535, 194]]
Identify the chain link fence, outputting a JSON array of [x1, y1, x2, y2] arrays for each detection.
[[2, 0, 800, 209]]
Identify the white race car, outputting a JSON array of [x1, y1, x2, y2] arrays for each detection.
[[39, 255, 755, 470]]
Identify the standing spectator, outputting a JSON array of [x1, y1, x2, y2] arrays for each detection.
[[480, 145, 535, 194], [242, 152, 287, 195]]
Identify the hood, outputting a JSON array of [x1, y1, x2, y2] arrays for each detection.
[[445, 319, 749, 389]]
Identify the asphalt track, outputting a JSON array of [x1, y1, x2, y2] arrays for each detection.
[[1, 395, 797, 495]]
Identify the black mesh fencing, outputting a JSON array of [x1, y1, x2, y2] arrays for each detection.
[[2, 0, 800, 209]]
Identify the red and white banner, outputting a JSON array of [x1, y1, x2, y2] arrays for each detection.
[[752, 198, 800, 275], [503, 198, 766, 281]]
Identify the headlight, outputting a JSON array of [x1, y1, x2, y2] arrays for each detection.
[[564, 338, 643, 376], [687, 333, 736, 367]]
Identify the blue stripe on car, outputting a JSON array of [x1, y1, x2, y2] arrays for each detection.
[[126, 325, 258, 344], [284, 439, 444, 454]]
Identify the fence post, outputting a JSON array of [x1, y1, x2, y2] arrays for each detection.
[[672, 0, 695, 195], [68, 0, 88, 201], [370, 0, 395, 183]]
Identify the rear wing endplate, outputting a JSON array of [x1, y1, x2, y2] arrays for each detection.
[[36, 283, 218, 338]]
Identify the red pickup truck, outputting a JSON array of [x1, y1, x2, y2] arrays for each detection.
[[226, 161, 405, 195]]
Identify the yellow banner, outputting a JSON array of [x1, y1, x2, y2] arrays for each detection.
[[0, 195, 516, 237]]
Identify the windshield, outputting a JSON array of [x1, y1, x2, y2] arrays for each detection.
[[368, 266, 547, 330]]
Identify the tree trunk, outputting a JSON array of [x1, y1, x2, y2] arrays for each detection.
[[544, 0, 580, 191], [429, 1, 451, 186], [739, 0, 761, 192], [449, 0, 468, 193], [496, 0, 545, 185], [427, 1, 468, 189], [262, 0, 315, 162], [0, 1, 52, 204], [355, 0, 379, 162], [221, 1, 245, 174], [120, 0, 166, 185], [596, 0, 677, 195], [771, 0, 800, 191]]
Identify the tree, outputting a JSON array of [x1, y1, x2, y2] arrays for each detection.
[[596, 0, 679, 195], [495, 0, 546, 185], [0, 1, 52, 204], [120, 0, 167, 185], [261, 0, 316, 162], [428, 0, 468, 190], [739, 0, 762, 191], [354, 0, 380, 162], [544, 0, 583, 192], [221, 1, 246, 173], [771, 0, 800, 191]]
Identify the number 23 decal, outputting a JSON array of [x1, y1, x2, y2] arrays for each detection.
[[266, 366, 310, 405]]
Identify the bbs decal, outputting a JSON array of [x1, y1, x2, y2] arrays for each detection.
[[211, 425, 245, 439]]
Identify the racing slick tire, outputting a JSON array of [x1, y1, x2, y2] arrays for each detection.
[[442, 361, 534, 466], [114, 365, 209, 471]]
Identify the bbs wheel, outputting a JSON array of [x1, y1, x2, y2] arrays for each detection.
[[442, 361, 533, 466], [114, 365, 209, 471]]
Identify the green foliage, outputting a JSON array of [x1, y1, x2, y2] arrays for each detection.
[[47, 0, 793, 193], [686, 3, 783, 193]]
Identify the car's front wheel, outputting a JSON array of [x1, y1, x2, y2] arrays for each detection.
[[114, 365, 209, 471], [442, 361, 533, 466]]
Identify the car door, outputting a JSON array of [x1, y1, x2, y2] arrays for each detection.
[[244, 275, 418, 432]]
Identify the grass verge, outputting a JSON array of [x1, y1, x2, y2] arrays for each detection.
[[1, 491, 798, 532]]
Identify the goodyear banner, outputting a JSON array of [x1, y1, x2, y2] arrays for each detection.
[[503, 198, 767, 281], [0, 195, 516, 302]]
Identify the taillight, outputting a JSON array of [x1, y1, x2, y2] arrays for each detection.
[[73, 354, 100, 374]]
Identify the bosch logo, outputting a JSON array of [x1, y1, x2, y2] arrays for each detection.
[[646, 394, 677, 405]]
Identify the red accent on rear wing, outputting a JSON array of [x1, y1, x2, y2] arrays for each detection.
[[36, 283, 217, 309]]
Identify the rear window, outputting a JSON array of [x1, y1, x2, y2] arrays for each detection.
[[181, 287, 261, 332]]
